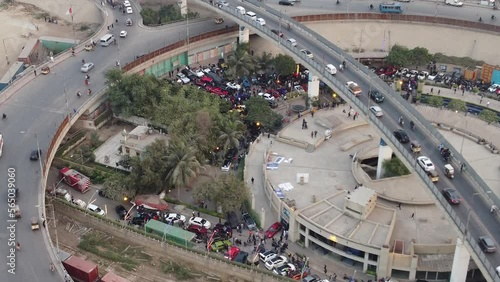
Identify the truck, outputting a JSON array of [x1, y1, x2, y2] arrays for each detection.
[[100, 271, 130, 282], [62, 255, 99, 282], [346, 81, 362, 96], [59, 167, 91, 193]]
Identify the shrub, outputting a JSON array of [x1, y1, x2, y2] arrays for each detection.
[[382, 157, 410, 177]]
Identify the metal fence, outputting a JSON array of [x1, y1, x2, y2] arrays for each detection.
[[206, 2, 500, 280]]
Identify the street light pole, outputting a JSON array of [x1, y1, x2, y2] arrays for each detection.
[[46, 204, 60, 253]]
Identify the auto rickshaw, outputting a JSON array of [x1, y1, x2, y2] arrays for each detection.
[[14, 205, 21, 218], [84, 44, 94, 51], [410, 140, 421, 154], [444, 164, 455, 179], [31, 217, 40, 230], [215, 17, 224, 24], [41, 66, 50, 75], [427, 170, 439, 182]]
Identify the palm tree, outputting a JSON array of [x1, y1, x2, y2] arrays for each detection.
[[254, 52, 274, 74], [164, 139, 203, 198], [218, 119, 244, 155], [225, 50, 255, 80]]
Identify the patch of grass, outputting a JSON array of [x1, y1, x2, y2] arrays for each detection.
[[78, 233, 150, 271], [79, 24, 90, 32], [161, 260, 195, 280]]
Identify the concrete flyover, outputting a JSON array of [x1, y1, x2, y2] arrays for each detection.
[[0, 0, 499, 281], [197, 0, 500, 280]]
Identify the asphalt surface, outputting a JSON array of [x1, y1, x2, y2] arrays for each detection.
[[212, 0, 500, 278], [0, 0, 499, 281]]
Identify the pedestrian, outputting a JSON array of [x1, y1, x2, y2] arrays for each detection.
[[410, 213, 415, 219], [311, 111, 314, 118], [197, 211, 200, 217], [460, 163, 465, 172], [462, 89, 465, 96], [437, 89, 441, 95], [347, 111, 351, 118], [111, 23, 114, 28], [267, 133, 270, 138], [192, 211, 195, 217], [490, 205, 498, 213], [487, 101, 490, 107], [251, 177, 254, 184], [454, 88, 456, 94], [353, 113, 356, 121], [311, 131, 314, 138], [34, 70, 37, 76], [314, 130, 317, 137], [324, 265, 327, 275], [430, 87, 433, 93], [397, 202, 402, 209], [480, 97, 483, 104], [87, 89, 92, 95]]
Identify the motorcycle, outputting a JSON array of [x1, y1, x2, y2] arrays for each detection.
[[2, 113, 6, 119]]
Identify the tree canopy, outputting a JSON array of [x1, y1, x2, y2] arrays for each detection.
[[382, 157, 410, 178], [193, 174, 250, 213], [244, 97, 283, 132], [479, 109, 499, 124], [273, 54, 296, 76], [386, 45, 432, 67]]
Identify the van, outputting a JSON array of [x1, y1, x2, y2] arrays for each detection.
[[100, 34, 115, 47], [245, 11, 257, 20], [236, 6, 246, 14], [325, 64, 337, 75], [287, 38, 297, 47]]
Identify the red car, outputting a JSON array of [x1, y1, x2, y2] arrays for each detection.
[[200, 76, 213, 84], [224, 246, 240, 260], [264, 222, 282, 238], [210, 87, 228, 96], [186, 224, 208, 236], [195, 80, 206, 88]]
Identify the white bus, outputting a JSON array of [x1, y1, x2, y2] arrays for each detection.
[[100, 34, 115, 47]]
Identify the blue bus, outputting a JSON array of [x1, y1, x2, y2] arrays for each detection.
[[379, 2, 403, 13]]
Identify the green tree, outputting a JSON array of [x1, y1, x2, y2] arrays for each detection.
[[447, 99, 467, 112], [254, 52, 274, 73], [386, 45, 411, 67], [410, 47, 432, 67], [479, 109, 499, 124], [193, 174, 250, 213], [244, 97, 283, 132], [165, 138, 203, 198], [382, 157, 410, 177], [225, 44, 255, 79], [102, 173, 134, 201], [140, 7, 159, 25], [428, 96, 444, 108], [218, 119, 245, 154], [273, 54, 296, 77]]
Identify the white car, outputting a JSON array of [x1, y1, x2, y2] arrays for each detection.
[[221, 160, 232, 172], [417, 156, 435, 172], [369, 106, 383, 117], [80, 62, 94, 73], [446, 0, 463, 6], [189, 216, 211, 229], [87, 203, 106, 216], [300, 49, 313, 59], [165, 213, 186, 224], [226, 82, 241, 90], [126, 7, 133, 14], [325, 64, 337, 75], [417, 71, 428, 81], [258, 92, 275, 101], [488, 84, 500, 93], [176, 73, 190, 84], [273, 263, 296, 276], [120, 30, 127, 38], [216, 0, 229, 6], [427, 73, 438, 81], [294, 85, 305, 93], [265, 255, 287, 270], [259, 250, 277, 263], [256, 18, 266, 26], [287, 38, 297, 47], [123, 0, 131, 7], [194, 69, 205, 78]]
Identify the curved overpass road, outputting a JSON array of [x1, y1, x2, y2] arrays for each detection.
[[215, 0, 500, 278], [0, 6, 230, 282], [0, 1, 498, 281]]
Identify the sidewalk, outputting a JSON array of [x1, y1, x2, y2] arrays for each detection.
[[421, 84, 500, 111]]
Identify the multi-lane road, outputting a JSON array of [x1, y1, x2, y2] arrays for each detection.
[[0, 0, 499, 281], [212, 0, 500, 278]]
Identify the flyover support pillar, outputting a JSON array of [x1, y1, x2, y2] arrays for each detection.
[[238, 26, 249, 44], [307, 73, 319, 108], [450, 238, 470, 282], [376, 138, 392, 179]]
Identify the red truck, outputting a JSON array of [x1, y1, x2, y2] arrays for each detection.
[[100, 271, 130, 282], [62, 256, 99, 282], [59, 167, 91, 193]]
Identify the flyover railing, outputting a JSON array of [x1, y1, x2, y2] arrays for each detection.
[[205, 2, 500, 280]]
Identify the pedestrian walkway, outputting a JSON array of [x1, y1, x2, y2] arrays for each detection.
[[422, 85, 500, 111]]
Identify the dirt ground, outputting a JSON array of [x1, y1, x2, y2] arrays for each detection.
[[49, 213, 202, 282], [0, 0, 100, 78]]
